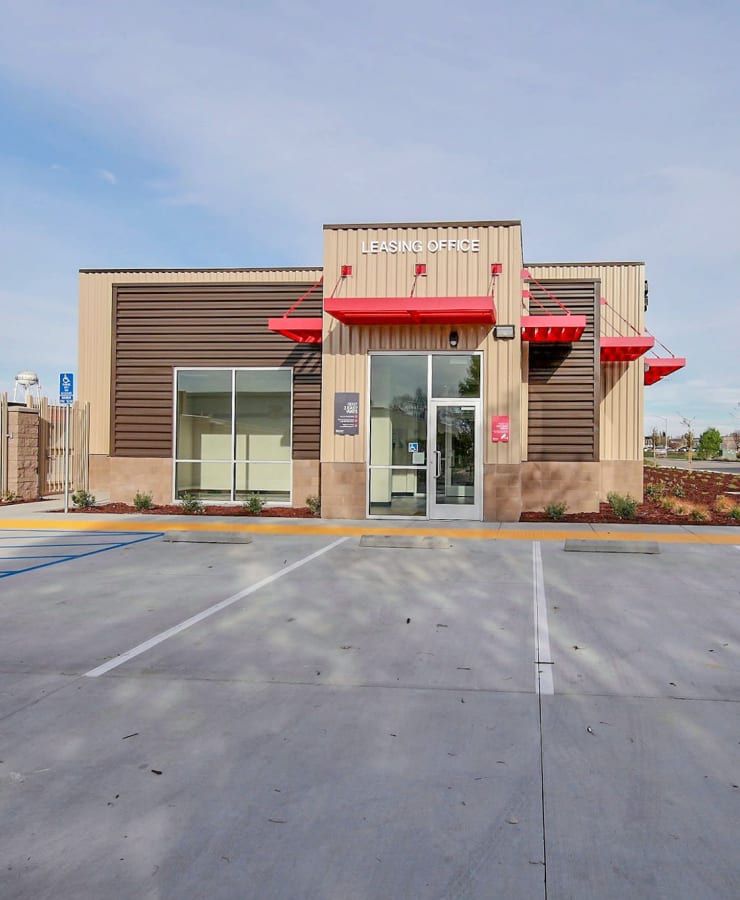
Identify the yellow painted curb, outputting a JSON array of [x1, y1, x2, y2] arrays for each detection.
[[1, 517, 739, 545]]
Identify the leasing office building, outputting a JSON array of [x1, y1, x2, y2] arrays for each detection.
[[78, 220, 684, 520]]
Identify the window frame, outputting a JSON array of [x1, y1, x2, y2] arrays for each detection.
[[172, 366, 293, 504]]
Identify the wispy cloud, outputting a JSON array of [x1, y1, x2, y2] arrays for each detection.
[[0, 0, 738, 420], [97, 168, 118, 185]]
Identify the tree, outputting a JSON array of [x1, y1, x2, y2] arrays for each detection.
[[696, 427, 722, 460]]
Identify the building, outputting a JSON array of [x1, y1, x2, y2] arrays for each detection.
[[79, 219, 681, 521]]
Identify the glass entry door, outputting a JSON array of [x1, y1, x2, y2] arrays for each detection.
[[429, 400, 481, 520], [368, 353, 482, 520]]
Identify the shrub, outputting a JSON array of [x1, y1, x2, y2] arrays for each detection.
[[672, 483, 686, 498], [544, 501, 568, 520], [644, 482, 665, 500], [242, 494, 264, 515], [71, 489, 96, 509], [306, 495, 321, 516], [730, 506, 740, 521], [714, 495, 735, 515], [607, 491, 638, 519], [133, 490, 154, 511], [683, 503, 710, 522], [179, 492, 205, 515]]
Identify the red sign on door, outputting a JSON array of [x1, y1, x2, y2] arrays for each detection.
[[491, 415, 510, 443]]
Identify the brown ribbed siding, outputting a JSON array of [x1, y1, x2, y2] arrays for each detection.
[[111, 282, 322, 458], [526, 281, 600, 461]]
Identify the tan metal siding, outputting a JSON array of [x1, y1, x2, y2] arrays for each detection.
[[321, 224, 523, 465], [111, 282, 322, 459], [526, 282, 600, 461], [527, 263, 645, 461], [79, 268, 322, 454]]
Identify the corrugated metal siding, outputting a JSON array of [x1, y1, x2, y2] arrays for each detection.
[[321, 224, 523, 464], [526, 263, 645, 461], [526, 281, 600, 462], [111, 282, 322, 459], [79, 268, 322, 455]]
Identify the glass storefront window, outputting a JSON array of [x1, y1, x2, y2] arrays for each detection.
[[431, 354, 480, 398], [176, 370, 232, 460], [369, 468, 427, 517], [235, 369, 292, 462], [369, 356, 427, 466], [175, 368, 292, 502]]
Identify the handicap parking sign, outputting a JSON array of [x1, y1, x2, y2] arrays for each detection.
[[59, 373, 74, 405]]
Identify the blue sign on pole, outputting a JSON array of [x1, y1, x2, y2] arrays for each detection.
[[59, 373, 74, 405]]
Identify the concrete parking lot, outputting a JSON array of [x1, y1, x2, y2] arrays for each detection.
[[0, 515, 738, 899]]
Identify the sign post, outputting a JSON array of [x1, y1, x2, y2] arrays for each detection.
[[59, 374, 74, 512]]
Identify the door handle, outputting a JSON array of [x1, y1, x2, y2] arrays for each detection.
[[434, 450, 442, 477]]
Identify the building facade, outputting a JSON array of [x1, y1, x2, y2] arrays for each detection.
[[78, 219, 652, 521]]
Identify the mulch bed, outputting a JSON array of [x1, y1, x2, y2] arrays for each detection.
[[24, 466, 740, 526], [68, 503, 316, 518], [521, 465, 740, 525]]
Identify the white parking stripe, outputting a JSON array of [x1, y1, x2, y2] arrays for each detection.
[[85, 537, 349, 677], [532, 541, 554, 695]]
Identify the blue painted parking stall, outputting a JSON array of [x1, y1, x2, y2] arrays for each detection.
[[0, 529, 163, 579]]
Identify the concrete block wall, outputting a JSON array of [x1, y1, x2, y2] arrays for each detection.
[[7, 407, 40, 500], [483, 464, 523, 521], [321, 463, 366, 518], [520, 461, 601, 513]]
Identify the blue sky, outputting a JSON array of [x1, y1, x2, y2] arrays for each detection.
[[1, 0, 738, 438]]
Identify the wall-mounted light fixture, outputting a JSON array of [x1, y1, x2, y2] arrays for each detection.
[[449, 330, 459, 348], [493, 325, 516, 339]]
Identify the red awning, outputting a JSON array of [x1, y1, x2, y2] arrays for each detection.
[[644, 358, 686, 385], [600, 336, 655, 362], [520, 315, 586, 343], [324, 296, 496, 326], [267, 317, 323, 344]]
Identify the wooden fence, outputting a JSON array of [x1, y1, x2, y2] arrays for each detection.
[[37, 399, 90, 495]]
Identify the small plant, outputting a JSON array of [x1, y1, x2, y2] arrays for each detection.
[[133, 490, 154, 511], [306, 495, 321, 516], [671, 483, 686, 498], [607, 491, 638, 520], [1, 491, 19, 503], [688, 506, 710, 523], [644, 482, 665, 500], [544, 500, 568, 521], [71, 489, 96, 509], [660, 497, 689, 515], [713, 495, 735, 515], [729, 506, 740, 521], [242, 494, 264, 515], [179, 492, 205, 515]]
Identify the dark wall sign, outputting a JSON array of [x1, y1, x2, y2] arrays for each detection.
[[334, 392, 360, 435]]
